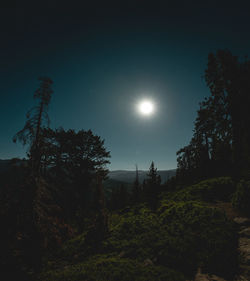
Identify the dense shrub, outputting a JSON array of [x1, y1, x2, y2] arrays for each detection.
[[104, 207, 160, 258], [39, 254, 185, 281], [105, 203, 238, 278], [167, 177, 235, 203], [55, 231, 88, 260], [39, 201, 238, 280], [158, 201, 238, 278], [232, 180, 250, 216]]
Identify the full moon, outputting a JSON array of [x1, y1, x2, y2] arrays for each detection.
[[138, 100, 155, 116]]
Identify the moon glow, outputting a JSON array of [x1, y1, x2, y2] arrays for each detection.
[[138, 100, 155, 116]]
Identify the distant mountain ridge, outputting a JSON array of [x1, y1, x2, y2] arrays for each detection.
[[0, 159, 176, 184], [108, 169, 176, 184]]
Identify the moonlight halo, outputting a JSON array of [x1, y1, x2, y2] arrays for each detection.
[[138, 100, 155, 116]]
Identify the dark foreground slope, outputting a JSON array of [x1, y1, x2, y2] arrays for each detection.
[[38, 177, 240, 281]]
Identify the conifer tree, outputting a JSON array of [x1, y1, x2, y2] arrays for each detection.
[[13, 77, 53, 177], [143, 162, 161, 209], [40, 127, 111, 222], [205, 50, 250, 176], [12, 78, 70, 255], [132, 164, 141, 203], [177, 50, 250, 181]]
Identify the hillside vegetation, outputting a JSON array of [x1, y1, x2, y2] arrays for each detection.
[[38, 180, 239, 280]]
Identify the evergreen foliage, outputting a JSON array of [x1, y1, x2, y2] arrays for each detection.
[[166, 177, 235, 203], [158, 201, 238, 278], [177, 50, 250, 182], [39, 200, 238, 280], [3, 79, 111, 280], [39, 254, 185, 281], [109, 183, 130, 210], [232, 180, 250, 216], [132, 164, 141, 204], [13, 77, 53, 176], [40, 128, 111, 227], [143, 161, 161, 209]]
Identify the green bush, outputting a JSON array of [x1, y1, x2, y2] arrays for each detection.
[[232, 180, 250, 216], [158, 201, 238, 278], [104, 207, 160, 260], [39, 202, 238, 280], [39, 254, 185, 281], [167, 177, 235, 203], [105, 203, 238, 278], [55, 231, 88, 260]]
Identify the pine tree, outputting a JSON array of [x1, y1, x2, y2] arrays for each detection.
[[39, 127, 111, 223], [143, 162, 161, 209], [132, 164, 141, 204], [205, 50, 250, 176], [13, 77, 53, 177], [12, 78, 72, 253], [177, 50, 250, 181]]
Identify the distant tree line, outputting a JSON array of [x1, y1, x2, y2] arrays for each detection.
[[108, 161, 162, 210]]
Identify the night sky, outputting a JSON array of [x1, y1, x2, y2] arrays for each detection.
[[1, 1, 250, 170]]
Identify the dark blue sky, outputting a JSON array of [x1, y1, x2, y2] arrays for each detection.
[[1, 1, 250, 170]]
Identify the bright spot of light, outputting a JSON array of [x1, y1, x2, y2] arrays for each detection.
[[138, 100, 155, 116]]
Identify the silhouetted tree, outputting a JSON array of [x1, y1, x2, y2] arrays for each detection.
[[13, 77, 53, 177], [94, 172, 108, 239], [177, 50, 250, 181], [41, 128, 111, 223], [132, 164, 141, 203], [143, 162, 161, 209], [205, 50, 250, 176], [10, 79, 75, 277]]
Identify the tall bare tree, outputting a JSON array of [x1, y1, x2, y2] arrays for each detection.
[[13, 77, 53, 176]]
